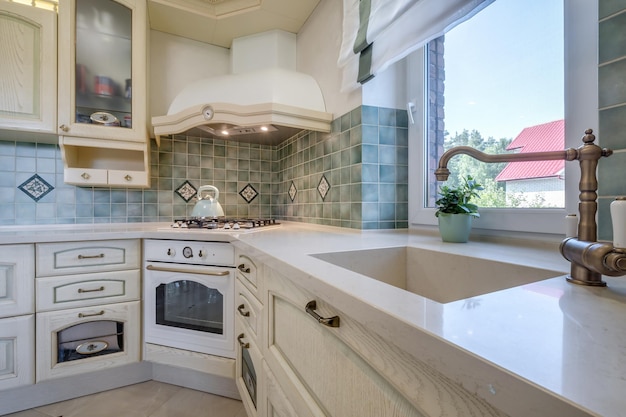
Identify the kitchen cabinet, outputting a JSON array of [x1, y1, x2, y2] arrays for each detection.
[[0, 2, 57, 139], [235, 250, 264, 417], [57, 0, 150, 188], [0, 245, 35, 391], [263, 266, 508, 417], [35, 239, 141, 382]]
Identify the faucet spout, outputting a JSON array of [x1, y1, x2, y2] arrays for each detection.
[[435, 129, 622, 286]]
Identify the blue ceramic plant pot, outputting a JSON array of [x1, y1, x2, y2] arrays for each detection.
[[437, 213, 473, 243]]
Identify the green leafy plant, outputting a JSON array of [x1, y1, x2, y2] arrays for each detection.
[[435, 175, 484, 218]]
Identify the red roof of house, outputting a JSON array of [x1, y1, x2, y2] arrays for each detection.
[[495, 119, 564, 182]]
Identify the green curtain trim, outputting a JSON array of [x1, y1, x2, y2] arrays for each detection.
[[357, 43, 375, 84], [354, 0, 372, 54]]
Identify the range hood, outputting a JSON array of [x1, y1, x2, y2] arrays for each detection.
[[152, 31, 333, 146]]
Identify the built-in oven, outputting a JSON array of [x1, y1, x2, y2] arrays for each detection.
[[144, 239, 236, 358]]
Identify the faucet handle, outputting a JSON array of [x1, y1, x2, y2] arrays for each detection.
[[611, 197, 626, 249]]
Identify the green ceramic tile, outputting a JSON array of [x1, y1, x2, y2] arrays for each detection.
[[600, 12, 626, 63], [350, 107, 362, 127], [598, 197, 613, 240], [362, 105, 378, 125], [599, 59, 626, 108], [379, 108, 396, 126], [599, 105, 626, 150], [598, 151, 626, 195], [600, 0, 626, 19]]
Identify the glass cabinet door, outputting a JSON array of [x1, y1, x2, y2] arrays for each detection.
[[75, 0, 132, 129], [58, 0, 146, 142]]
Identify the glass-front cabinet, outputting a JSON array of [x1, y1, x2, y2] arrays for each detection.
[[58, 0, 147, 142], [58, 0, 150, 188]]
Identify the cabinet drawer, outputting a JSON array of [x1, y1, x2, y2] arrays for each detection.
[[36, 239, 140, 277], [0, 244, 35, 319], [63, 168, 108, 186], [236, 279, 262, 344], [36, 300, 141, 382], [236, 253, 260, 300], [108, 170, 148, 187], [36, 269, 140, 311]]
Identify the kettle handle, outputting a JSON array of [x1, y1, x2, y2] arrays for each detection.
[[197, 185, 219, 200]]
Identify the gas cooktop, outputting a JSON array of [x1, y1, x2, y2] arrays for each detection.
[[168, 217, 279, 231]]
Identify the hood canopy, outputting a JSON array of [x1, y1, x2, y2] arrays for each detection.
[[152, 67, 333, 146]]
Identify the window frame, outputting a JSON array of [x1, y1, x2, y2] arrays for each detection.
[[407, 0, 598, 236]]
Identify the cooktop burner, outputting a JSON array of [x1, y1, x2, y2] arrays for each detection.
[[170, 218, 278, 230]]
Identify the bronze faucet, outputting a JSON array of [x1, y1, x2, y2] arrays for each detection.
[[435, 129, 626, 286]]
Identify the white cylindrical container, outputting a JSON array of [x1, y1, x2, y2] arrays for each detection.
[[611, 197, 626, 249], [565, 214, 578, 238]]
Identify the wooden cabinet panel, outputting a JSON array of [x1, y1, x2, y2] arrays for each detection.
[[0, 244, 34, 319], [0, 315, 34, 391], [0, 2, 57, 136]]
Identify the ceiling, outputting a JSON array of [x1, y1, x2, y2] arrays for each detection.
[[147, 0, 321, 48]]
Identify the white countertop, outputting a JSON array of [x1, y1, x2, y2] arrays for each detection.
[[2, 221, 624, 417]]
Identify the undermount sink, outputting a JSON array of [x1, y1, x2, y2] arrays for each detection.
[[311, 246, 562, 303]]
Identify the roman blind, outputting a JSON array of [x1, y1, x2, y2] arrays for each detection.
[[338, 0, 494, 91]]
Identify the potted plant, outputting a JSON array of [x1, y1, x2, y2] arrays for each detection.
[[435, 175, 483, 242]]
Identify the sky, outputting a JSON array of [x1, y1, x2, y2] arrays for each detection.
[[443, 0, 564, 141]]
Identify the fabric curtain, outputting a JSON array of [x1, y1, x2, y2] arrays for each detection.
[[338, 0, 494, 92]]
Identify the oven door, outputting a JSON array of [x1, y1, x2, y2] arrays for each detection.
[[144, 263, 235, 358]]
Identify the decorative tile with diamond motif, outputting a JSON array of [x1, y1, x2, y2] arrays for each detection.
[[317, 175, 330, 201], [239, 183, 258, 203], [18, 174, 54, 202], [175, 180, 197, 202], [289, 181, 297, 202]]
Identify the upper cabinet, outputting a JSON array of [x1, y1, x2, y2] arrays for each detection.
[[57, 0, 151, 188], [57, 0, 147, 143], [0, 2, 57, 139]]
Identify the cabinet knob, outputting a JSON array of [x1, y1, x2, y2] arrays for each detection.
[[59, 124, 69, 132], [81, 172, 91, 180], [124, 175, 132, 181]]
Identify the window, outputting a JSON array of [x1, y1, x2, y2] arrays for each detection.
[[408, 0, 598, 235]]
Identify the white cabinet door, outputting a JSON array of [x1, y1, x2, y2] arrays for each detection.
[[0, 2, 57, 135], [0, 315, 35, 391], [0, 245, 34, 319], [265, 269, 435, 417], [57, 0, 147, 142]]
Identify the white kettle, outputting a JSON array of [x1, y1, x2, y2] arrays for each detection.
[[191, 185, 225, 218]]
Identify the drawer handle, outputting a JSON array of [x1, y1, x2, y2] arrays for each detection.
[[237, 304, 250, 317], [305, 300, 340, 328], [124, 174, 132, 181], [78, 286, 105, 293], [237, 333, 250, 349], [81, 172, 91, 180], [238, 264, 251, 273], [78, 253, 105, 259], [78, 310, 105, 318], [59, 124, 69, 132]]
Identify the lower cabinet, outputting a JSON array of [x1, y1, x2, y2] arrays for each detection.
[[264, 268, 425, 417], [0, 315, 35, 391]]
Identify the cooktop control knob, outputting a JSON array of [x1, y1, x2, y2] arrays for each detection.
[[182, 246, 193, 258], [167, 248, 176, 257], [198, 249, 206, 259]]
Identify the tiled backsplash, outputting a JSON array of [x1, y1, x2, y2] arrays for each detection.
[[598, 1, 626, 240], [0, 105, 408, 229]]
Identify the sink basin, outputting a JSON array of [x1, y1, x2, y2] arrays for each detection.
[[311, 246, 562, 303]]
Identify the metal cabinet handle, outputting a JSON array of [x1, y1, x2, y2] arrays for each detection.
[[78, 310, 105, 318], [305, 300, 340, 327], [59, 124, 69, 132], [81, 172, 91, 180], [78, 286, 105, 293], [124, 174, 132, 181], [78, 253, 104, 259], [146, 264, 230, 276], [238, 264, 251, 273], [237, 333, 249, 349], [237, 304, 250, 317]]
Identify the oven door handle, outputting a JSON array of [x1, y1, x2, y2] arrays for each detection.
[[146, 264, 230, 276]]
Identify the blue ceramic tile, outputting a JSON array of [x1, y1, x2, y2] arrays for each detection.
[[18, 174, 54, 202], [16, 142, 36, 157], [379, 108, 396, 126], [0, 141, 16, 156], [362, 105, 378, 125]]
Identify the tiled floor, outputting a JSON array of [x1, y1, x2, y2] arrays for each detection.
[[4, 381, 247, 417]]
